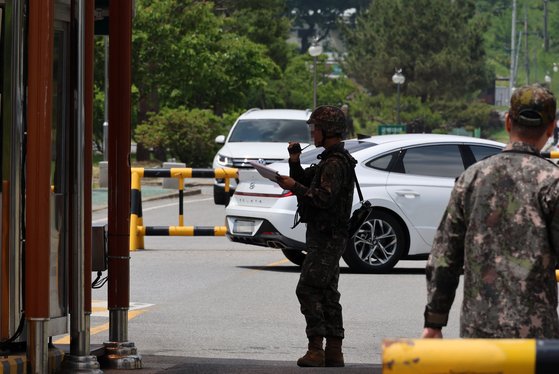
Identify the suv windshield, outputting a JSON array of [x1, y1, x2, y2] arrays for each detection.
[[228, 119, 311, 143]]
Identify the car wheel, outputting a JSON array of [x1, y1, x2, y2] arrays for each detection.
[[281, 248, 306, 266], [213, 185, 230, 205], [343, 211, 406, 273]]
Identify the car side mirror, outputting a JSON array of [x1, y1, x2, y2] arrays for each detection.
[[215, 135, 225, 144]]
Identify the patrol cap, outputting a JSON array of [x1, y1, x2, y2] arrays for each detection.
[[509, 84, 556, 127]]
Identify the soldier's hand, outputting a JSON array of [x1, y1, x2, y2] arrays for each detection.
[[276, 175, 295, 190], [287, 142, 301, 162], [421, 327, 443, 339]]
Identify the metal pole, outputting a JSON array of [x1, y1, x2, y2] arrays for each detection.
[[524, 6, 529, 84], [26, 0, 54, 372], [103, 36, 109, 161], [544, 0, 549, 52], [71, 0, 86, 355], [58, 1, 101, 371], [510, 0, 516, 97], [313, 56, 317, 109], [396, 83, 401, 125], [101, 0, 142, 368]]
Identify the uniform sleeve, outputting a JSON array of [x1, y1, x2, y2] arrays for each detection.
[[424, 177, 466, 328], [541, 179, 559, 258], [289, 159, 314, 187], [294, 158, 346, 209]]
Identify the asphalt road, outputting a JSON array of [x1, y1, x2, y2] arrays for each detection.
[[87, 186, 462, 368]]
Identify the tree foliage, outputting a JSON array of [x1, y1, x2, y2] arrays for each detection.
[[132, 0, 279, 119], [343, 0, 493, 102], [134, 107, 226, 167], [218, 0, 293, 70]]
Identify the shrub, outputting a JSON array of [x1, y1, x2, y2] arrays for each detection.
[[135, 107, 226, 167]]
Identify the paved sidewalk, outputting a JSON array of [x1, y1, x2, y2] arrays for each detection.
[[100, 354, 382, 374], [92, 182, 208, 211]]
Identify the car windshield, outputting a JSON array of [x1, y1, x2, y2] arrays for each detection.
[[294, 140, 376, 164], [228, 119, 311, 143]]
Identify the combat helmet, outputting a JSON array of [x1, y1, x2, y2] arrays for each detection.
[[307, 105, 346, 137]]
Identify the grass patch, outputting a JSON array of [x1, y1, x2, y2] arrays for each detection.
[[488, 129, 508, 143]]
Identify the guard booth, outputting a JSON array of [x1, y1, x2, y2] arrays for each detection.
[[1, 0, 72, 346], [0, 0, 99, 372]]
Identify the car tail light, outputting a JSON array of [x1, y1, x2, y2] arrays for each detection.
[[235, 190, 293, 198]]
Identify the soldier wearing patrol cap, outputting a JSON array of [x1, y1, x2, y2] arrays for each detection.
[[422, 84, 559, 339], [277, 105, 356, 367]]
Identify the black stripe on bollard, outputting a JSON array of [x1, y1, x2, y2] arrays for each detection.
[[131, 189, 142, 216], [536, 340, 559, 374], [179, 189, 184, 216], [143, 169, 172, 178], [541, 152, 551, 158], [145, 226, 170, 236], [191, 169, 218, 178], [194, 227, 217, 236]]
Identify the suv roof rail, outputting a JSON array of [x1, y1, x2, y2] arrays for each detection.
[[244, 108, 261, 114]]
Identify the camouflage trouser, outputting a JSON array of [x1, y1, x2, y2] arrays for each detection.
[[296, 225, 346, 339]]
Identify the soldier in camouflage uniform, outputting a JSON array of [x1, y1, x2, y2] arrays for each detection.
[[276, 105, 356, 367], [422, 84, 559, 339]]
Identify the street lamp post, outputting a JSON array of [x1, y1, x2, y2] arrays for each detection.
[[308, 40, 323, 109], [392, 68, 405, 125], [552, 63, 559, 94], [545, 72, 552, 88]]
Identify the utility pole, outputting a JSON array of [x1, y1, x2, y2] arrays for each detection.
[[510, 0, 517, 97], [524, 6, 530, 84], [544, 0, 549, 52]]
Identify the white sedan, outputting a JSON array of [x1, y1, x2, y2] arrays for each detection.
[[225, 134, 505, 273]]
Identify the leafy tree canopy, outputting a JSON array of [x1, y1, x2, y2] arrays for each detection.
[[216, 0, 293, 70], [133, 0, 280, 117], [343, 0, 493, 102]]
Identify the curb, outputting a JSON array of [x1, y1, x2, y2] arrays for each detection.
[[92, 188, 202, 212]]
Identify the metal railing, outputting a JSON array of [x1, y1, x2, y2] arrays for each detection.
[[129, 167, 237, 251], [382, 338, 558, 373]]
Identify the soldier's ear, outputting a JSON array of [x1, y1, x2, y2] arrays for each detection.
[[545, 120, 556, 138], [505, 112, 512, 134]]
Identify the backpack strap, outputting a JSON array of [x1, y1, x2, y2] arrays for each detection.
[[328, 151, 363, 202], [352, 167, 364, 202]]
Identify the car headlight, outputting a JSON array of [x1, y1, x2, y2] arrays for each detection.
[[217, 154, 233, 167]]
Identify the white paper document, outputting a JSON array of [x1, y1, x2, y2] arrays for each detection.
[[248, 161, 280, 182]]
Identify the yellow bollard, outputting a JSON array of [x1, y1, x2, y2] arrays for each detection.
[[382, 339, 535, 374], [129, 169, 143, 251]]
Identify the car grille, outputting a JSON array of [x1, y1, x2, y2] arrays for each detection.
[[230, 157, 284, 168]]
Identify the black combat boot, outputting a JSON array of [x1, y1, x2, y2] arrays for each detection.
[[296, 336, 325, 367], [325, 336, 344, 367]]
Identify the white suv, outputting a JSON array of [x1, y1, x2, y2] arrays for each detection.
[[212, 108, 312, 205]]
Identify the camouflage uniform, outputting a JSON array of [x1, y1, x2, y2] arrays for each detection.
[[289, 108, 356, 339], [424, 84, 559, 338]]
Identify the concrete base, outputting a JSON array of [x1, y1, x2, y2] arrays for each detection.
[[0, 346, 64, 374], [59, 354, 103, 373], [98, 341, 142, 370]]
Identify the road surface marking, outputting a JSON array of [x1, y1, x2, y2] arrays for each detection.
[[52, 301, 153, 344], [267, 258, 290, 267]]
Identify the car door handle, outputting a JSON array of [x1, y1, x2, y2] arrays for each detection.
[[395, 190, 420, 198]]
